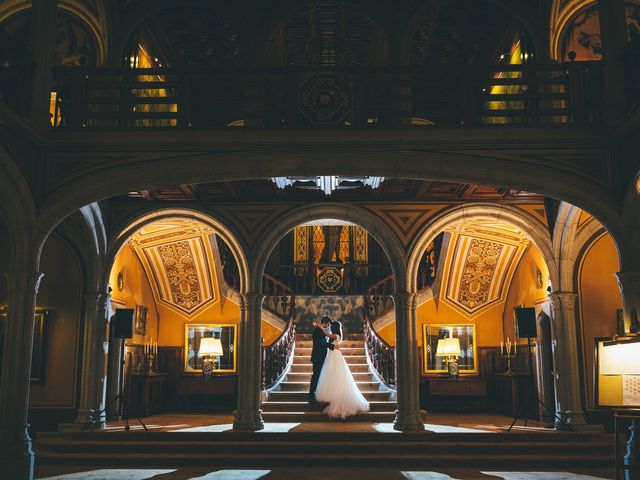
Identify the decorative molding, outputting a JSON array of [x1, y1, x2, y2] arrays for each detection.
[[362, 204, 447, 247]]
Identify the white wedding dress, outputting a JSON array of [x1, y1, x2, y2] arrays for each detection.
[[315, 335, 370, 419]]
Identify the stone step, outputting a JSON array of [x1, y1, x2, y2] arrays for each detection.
[[278, 381, 382, 392], [35, 431, 614, 468], [267, 390, 390, 402], [285, 372, 374, 382], [261, 401, 396, 413], [295, 347, 364, 356], [289, 363, 370, 373], [261, 411, 397, 423], [293, 355, 367, 365], [296, 341, 364, 349]]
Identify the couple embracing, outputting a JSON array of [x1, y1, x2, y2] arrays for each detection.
[[308, 316, 370, 419]]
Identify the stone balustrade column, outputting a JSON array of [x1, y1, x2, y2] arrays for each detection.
[[28, 0, 58, 129], [233, 292, 264, 431], [0, 270, 44, 480], [391, 292, 424, 431], [548, 292, 587, 428], [74, 292, 111, 428], [615, 272, 640, 334]]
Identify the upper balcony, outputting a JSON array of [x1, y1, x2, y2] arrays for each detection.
[[40, 63, 604, 131]]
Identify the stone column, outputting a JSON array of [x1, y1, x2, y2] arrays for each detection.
[[28, 0, 59, 129], [233, 292, 264, 431], [548, 292, 587, 428], [392, 292, 424, 431], [0, 270, 44, 480], [616, 272, 640, 334], [598, 0, 628, 124], [74, 292, 111, 428]]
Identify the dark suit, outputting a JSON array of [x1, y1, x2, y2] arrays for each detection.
[[309, 325, 334, 402]]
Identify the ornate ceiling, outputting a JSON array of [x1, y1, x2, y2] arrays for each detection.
[[128, 219, 221, 317], [439, 223, 530, 317], [123, 178, 542, 203]]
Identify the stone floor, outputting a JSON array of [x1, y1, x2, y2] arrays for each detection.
[[86, 412, 558, 434], [34, 467, 615, 480], [37, 413, 616, 479]]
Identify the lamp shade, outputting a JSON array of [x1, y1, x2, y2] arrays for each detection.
[[199, 337, 224, 356], [436, 337, 461, 357]]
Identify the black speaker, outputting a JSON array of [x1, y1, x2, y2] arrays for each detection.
[[112, 308, 134, 339], [515, 307, 537, 338]]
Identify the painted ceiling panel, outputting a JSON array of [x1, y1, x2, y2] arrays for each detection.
[[128, 219, 219, 317], [441, 224, 529, 317]]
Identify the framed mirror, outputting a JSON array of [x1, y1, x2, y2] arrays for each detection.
[[184, 323, 237, 374], [0, 309, 48, 383], [423, 323, 477, 375]]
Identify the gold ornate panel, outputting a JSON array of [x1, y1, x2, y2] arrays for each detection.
[[129, 219, 218, 317], [441, 225, 528, 317]]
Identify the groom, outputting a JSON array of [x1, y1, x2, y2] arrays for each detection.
[[308, 315, 334, 405]]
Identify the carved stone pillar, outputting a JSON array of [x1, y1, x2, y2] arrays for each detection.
[[391, 292, 424, 431], [616, 272, 640, 335], [28, 0, 59, 129], [598, 0, 628, 123], [233, 292, 264, 431], [0, 270, 44, 480], [548, 292, 587, 428], [74, 292, 111, 428]]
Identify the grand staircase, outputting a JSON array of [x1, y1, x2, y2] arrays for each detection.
[[261, 333, 397, 422]]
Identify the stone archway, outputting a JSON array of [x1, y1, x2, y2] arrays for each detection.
[[407, 203, 556, 292], [233, 203, 424, 431], [405, 203, 591, 427]]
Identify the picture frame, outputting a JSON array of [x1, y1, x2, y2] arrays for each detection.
[[134, 304, 147, 335], [422, 323, 478, 375], [0, 309, 48, 383], [184, 323, 237, 374]]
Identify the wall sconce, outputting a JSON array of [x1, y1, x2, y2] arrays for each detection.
[[199, 337, 223, 380], [436, 337, 461, 379]]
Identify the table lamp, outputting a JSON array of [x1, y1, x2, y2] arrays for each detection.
[[199, 337, 224, 380], [436, 337, 462, 378]]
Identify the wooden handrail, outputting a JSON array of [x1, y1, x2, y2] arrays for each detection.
[[363, 308, 395, 387], [261, 288, 296, 390]]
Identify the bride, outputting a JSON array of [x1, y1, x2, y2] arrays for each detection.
[[314, 320, 370, 419]]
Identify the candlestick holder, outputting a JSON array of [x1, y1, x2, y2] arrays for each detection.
[[503, 352, 515, 374], [146, 353, 155, 374]]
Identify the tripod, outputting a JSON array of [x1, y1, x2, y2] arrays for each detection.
[[508, 337, 572, 432], [83, 337, 147, 431]]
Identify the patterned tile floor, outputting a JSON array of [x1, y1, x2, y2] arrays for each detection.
[[35, 467, 614, 480]]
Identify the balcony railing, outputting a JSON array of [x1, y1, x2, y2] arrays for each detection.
[[48, 63, 604, 130]]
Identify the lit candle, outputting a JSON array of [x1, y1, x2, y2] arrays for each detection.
[[154, 339, 158, 355], [500, 341, 504, 355]]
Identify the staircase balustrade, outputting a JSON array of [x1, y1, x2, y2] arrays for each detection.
[[47, 63, 605, 130], [363, 315, 396, 387], [262, 308, 296, 390], [365, 275, 394, 319]]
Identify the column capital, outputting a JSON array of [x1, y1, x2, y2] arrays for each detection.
[[392, 291, 417, 311], [6, 270, 44, 295], [240, 292, 264, 311], [616, 272, 640, 294], [548, 291, 577, 309]]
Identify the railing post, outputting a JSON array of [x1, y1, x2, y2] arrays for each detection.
[[177, 71, 191, 128], [462, 64, 481, 127]]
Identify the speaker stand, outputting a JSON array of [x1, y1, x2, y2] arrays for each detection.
[[507, 337, 572, 432], [82, 338, 147, 432]]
